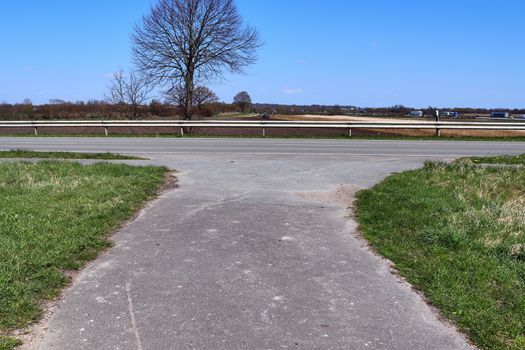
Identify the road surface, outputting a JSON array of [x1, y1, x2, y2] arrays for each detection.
[[4, 138, 521, 349], [1, 137, 524, 157]]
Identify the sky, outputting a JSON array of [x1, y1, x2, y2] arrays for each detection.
[[1, 0, 525, 108]]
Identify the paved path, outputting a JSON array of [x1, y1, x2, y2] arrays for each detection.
[[4, 138, 518, 349]]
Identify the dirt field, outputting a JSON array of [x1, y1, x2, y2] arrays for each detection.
[[276, 114, 416, 123], [274, 115, 525, 138]]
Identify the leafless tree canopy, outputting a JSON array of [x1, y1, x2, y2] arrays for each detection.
[[233, 91, 251, 112], [165, 85, 219, 111], [132, 0, 260, 119], [107, 70, 153, 119], [193, 86, 219, 108], [164, 85, 187, 109], [107, 71, 127, 105]]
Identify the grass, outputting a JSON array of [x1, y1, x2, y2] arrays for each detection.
[[355, 160, 525, 350], [0, 161, 168, 348], [0, 150, 142, 160], [0, 337, 21, 350], [468, 154, 525, 165]]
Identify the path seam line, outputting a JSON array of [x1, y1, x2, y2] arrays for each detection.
[[126, 282, 144, 350]]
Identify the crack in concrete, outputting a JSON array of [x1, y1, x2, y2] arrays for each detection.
[[126, 282, 144, 350]]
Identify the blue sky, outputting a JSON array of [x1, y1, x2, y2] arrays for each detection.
[[1, 0, 524, 108]]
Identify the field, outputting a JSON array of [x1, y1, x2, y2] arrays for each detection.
[[0, 161, 168, 349], [355, 158, 525, 350], [276, 115, 525, 138]]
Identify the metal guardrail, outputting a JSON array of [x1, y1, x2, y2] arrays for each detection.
[[1, 120, 525, 136]]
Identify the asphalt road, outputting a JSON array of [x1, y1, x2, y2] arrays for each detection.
[[0, 136, 524, 157], [5, 137, 521, 350]]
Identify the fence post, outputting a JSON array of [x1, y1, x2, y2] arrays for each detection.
[[34, 127, 38, 136], [104, 127, 109, 136], [180, 127, 184, 137], [348, 128, 352, 137], [435, 110, 441, 137]]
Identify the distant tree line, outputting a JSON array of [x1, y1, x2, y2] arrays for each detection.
[[2, 99, 524, 121], [0, 98, 241, 121]]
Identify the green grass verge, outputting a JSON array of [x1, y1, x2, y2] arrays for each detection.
[[0, 150, 142, 160], [468, 154, 525, 165], [0, 337, 21, 350], [355, 161, 525, 350], [0, 161, 168, 348], [0, 336, 22, 350]]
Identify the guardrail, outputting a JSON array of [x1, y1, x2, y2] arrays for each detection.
[[1, 119, 525, 137]]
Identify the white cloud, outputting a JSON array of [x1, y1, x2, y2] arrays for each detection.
[[284, 88, 303, 95]]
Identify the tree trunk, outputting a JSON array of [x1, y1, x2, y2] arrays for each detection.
[[131, 103, 139, 120], [183, 70, 194, 120]]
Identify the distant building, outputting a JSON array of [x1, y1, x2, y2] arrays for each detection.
[[442, 111, 460, 118], [409, 111, 424, 117], [491, 112, 510, 119]]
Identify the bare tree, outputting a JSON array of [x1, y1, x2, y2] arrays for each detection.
[[132, 0, 260, 120], [21, 98, 34, 118], [126, 70, 153, 118], [165, 85, 219, 115], [49, 99, 67, 105], [233, 91, 251, 113], [107, 71, 127, 105], [107, 70, 153, 119], [164, 84, 187, 110], [193, 86, 219, 109]]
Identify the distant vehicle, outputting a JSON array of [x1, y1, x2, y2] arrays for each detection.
[[491, 112, 510, 119], [442, 111, 460, 118], [513, 114, 525, 120], [409, 111, 424, 118]]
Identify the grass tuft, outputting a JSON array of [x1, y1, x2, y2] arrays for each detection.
[[0, 337, 21, 350]]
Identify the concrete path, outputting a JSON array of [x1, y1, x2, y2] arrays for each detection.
[[1, 138, 508, 349]]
